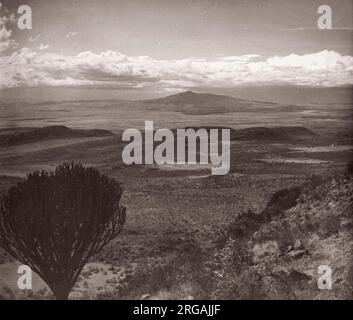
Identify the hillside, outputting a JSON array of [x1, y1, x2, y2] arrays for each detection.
[[217, 172, 353, 299]]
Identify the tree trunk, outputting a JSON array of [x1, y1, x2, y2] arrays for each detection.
[[51, 285, 70, 300], [54, 291, 69, 300]]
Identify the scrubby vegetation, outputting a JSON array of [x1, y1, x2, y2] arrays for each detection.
[[77, 171, 352, 300], [207, 172, 353, 299]]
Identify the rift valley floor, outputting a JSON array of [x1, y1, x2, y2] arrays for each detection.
[[0, 91, 352, 299]]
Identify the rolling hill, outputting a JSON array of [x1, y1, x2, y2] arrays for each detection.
[[0, 126, 114, 147]]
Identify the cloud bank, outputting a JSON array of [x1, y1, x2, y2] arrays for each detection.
[[0, 1, 352, 91], [1, 48, 352, 90]]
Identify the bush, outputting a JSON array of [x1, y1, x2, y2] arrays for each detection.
[[0, 162, 126, 299], [264, 186, 301, 218]]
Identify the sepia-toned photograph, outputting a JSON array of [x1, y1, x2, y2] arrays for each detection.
[[0, 0, 352, 304]]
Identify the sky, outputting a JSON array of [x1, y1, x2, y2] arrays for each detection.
[[0, 0, 352, 100]]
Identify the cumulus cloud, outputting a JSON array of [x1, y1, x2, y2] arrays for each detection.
[[38, 44, 50, 50], [0, 2, 17, 53], [0, 48, 352, 90]]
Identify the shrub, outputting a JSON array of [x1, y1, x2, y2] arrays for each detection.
[[264, 186, 301, 218], [0, 162, 126, 299]]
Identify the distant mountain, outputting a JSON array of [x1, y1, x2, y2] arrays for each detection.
[[143, 91, 299, 115], [147, 91, 244, 105], [0, 126, 114, 147]]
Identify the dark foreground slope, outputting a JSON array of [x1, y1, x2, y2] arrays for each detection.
[[215, 172, 353, 299]]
